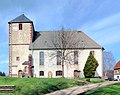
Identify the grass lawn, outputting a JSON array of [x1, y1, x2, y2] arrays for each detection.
[[0, 77, 106, 95], [0, 76, 85, 95], [81, 83, 120, 95], [79, 78, 106, 83]]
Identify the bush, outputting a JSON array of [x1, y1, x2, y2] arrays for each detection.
[[83, 52, 99, 78], [0, 71, 6, 76], [86, 78, 90, 82]]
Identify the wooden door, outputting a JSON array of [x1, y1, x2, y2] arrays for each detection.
[[48, 71, 52, 78], [18, 70, 23, 78], [74, 70, 80, 78]]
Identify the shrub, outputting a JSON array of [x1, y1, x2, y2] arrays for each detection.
[[83, 52, 99, 78], [86, 78, 90, 82]]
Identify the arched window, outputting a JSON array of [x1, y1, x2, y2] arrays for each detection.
[[18, 70, 23, 78], [90, 51, 95, 56]]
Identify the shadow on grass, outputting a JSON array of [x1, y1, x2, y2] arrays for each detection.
[[78, 83, 120, 95]]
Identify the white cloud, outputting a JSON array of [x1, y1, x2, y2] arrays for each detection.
[[80, 12, 120, 32], [78, 12, 120, 46], [90, 25, 120, 46], [90, 12, 120, 31]]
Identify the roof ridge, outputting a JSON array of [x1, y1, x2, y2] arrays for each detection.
[[36, 30, 79, 33], [8, 14, 32, 23], [114, 60, 120, 69]]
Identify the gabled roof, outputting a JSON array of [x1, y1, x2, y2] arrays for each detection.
[[114, 60, 120, 70], [29, 31, 104, 50], [8, 14, 32, 24]]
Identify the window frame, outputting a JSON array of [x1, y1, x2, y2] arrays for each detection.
[[19, 23, 22, 30], [57, 51, 61, 65], [91, 51, 95, 56], [56, 71, 62, 76], [74, 51, 78, 64], [40, 52, 44, 65], [16, 57, 20, 61], [39, 71, 44, 76]]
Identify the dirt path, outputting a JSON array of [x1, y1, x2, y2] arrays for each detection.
[[46, 81, 120, 95]]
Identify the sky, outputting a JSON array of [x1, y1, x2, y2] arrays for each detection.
[[0, 0, 120, 74]]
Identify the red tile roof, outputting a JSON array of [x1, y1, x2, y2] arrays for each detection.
[[114, 60, 120, 69]]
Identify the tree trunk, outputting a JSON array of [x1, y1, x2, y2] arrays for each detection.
[[62, 51, 65, 78], [62, 59, 64, 78]]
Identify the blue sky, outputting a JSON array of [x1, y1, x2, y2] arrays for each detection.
[[0, 0, 120, 74]]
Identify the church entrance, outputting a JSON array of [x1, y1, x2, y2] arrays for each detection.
[[18, 70, 23, 78], [74, 70, 80, 78], [48, 71, 52, 78]]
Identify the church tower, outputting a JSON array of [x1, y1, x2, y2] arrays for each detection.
[[8, 14, 34, 77]]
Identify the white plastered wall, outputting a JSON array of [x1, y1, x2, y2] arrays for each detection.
[[32, 49, 103, 78]]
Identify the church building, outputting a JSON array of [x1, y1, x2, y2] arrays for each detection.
[[8, 14, 104, 78]]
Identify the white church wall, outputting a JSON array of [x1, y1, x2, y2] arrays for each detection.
[[32, 49, 103, 78]]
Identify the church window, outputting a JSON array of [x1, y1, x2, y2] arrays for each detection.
[[56, 71, 62, 76], [39, 71, 44, 76], [90, 51, 95, 56], [57, 51, 61, 65], [40, 52, 44, 65], [74, 51, 78, 64], [19, 23, 22, 30], [16, 57, 20, 61]]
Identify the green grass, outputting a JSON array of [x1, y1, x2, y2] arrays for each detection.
[[81, 83, 120, 95], [0, 77, 85, 95], [0, 77, 106, 95], [79, 78, 106, 83]]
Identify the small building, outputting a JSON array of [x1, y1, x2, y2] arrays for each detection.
[[114, 60, 120, 80]]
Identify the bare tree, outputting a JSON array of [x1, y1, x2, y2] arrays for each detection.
[[47, 29, 84, 77], [103, 51, 115, 78]]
